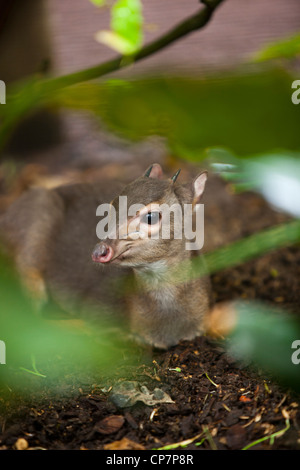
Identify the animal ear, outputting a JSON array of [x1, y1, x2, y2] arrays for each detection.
[[144, 163, 164, 179], [171, 169, 181, 183], [192, 171, 207, 204]]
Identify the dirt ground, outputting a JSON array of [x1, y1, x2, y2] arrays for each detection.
[[0, 151, 300, 451]]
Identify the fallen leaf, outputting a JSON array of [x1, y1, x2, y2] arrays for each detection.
[[109, 381, 174, 408], [95, 415, 125, 434], [104, 437, 145, 450]]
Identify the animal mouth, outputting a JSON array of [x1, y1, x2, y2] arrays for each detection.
[[111, 247, 131, 263], [92, 243, 131, 264]]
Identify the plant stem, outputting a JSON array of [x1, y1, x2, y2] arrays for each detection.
[[191, 219, 300, 278], [40, 0, 226, 93], [242, 419, 290, 450]]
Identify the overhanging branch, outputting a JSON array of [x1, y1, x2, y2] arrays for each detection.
[[41, 0, 226, 93], [1, 0, 226, 148]]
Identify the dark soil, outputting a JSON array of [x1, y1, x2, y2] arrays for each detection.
[[0, 157, 300, 451]]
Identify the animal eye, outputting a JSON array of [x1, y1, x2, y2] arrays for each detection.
[[141, 212, 160, 225]]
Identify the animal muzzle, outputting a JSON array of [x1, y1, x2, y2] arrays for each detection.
[[92, 242, 114, 263]]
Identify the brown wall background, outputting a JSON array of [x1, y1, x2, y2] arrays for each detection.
[[47, 0, 300, 77]]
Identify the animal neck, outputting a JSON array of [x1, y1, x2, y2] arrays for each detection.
[[133, 254, 192, 303]]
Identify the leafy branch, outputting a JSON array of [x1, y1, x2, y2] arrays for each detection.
[[0, 0, 226, 149], [40, 0, 225, 91]]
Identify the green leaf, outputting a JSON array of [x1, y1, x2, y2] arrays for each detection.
[[95, 30, 140, 55], [3, 68, 300, 158], [253, 32, 300, 61], [95, 0, 143, 55], [97, 69, 300, 157], [196, 219, 300, 277], [89, 0, 106, 6]]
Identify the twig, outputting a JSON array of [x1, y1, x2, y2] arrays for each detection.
[[40, 0, 226, 93], [153, 431, 204, 450], [0, 0, 226, 148]]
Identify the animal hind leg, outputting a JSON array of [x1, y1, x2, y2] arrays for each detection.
[[0, 187, 64, 311]]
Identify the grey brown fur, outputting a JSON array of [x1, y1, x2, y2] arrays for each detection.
[[0, 164, 213, 349]]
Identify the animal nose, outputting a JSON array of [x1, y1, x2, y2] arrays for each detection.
[[92, 242, 114, 263]]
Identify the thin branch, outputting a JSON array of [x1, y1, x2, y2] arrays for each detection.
[[1, 0, 226, 148], [33, 0, 226, 93]]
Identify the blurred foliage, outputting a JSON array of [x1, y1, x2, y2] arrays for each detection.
[[194, 219, 300, 277], [0, 76, 47, 150], [94, 0, 143, 55], [253, 32, 300, 62], [227, 301, 300, 393], [208, 149, 300, 217], [51, 68, 300, 158], [89, 0, 106, 6], [0, 253, 140, 394], [205, 148, 300, 391]]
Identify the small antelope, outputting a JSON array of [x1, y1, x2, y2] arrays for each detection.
[[0, 163, 228, 349]]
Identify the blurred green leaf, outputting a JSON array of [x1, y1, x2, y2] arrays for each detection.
[[0, 253, 139, 395], [54, 83, 106, 112], [226, 301, 300, 392], [253, 32, 300, 62], [52, 68, 300, 158], [89, 0, 106, 6], [2, 68, 299, 157], [0, 77, 46, 150], [190, 219, 300, 279], [95, 0, 143, 54]]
